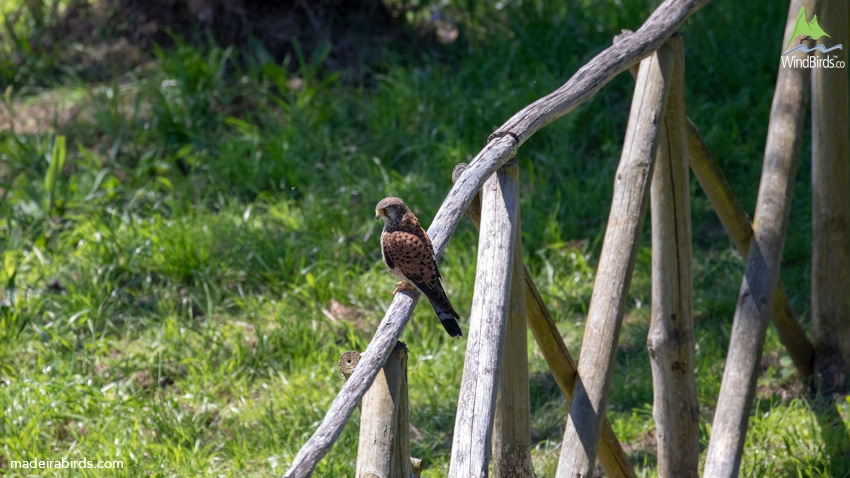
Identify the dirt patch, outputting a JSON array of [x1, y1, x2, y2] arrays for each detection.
[[321, 298, 373, 333], [0, 89, 85, 134]]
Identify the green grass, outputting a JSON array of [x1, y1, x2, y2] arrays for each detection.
[[2, 0, 849, 476]]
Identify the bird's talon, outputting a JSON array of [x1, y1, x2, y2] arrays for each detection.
[[393, 281, 414, 295]]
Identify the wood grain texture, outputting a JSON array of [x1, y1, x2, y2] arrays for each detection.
[[453, 164, 636, 478], [392, 348, 414, 478], [355, 347, 405, 478], [449, 165, 519, 478], [647, 35, 699, 478], [811, 0, 850, 391], [492, 162, 534, 477], [556, 42, 674, 478], [703, 0, 810, 475]]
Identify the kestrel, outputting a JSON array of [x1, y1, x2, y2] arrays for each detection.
[[375, 197, 463, 338]]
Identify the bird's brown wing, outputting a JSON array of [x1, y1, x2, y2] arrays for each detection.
[[381, 212, 462, 337], [386, 228, 462, 337], [380, 230, 396, 272], [382, 229, 437, 285]]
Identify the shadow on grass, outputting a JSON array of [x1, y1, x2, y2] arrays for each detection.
[[529, 371, 568, 444]]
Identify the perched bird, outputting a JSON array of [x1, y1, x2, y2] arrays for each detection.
[[375, 197, 463, 338]]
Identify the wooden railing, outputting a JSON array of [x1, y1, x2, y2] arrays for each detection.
[[284, 0, 849, 475]]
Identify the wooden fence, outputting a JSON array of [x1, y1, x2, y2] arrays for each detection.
[[284, 0, 849, 475]]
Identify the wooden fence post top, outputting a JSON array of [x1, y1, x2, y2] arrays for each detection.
[[338, 343, 408, 380], [339, 351, 361, 380]]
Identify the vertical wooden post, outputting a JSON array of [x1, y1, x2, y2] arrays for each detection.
[[492, 162, 534, 477], [339, 344, 414, 478], [452, 164, 637, 478], [648, 34, 699, 477], [357, 351, 401, 478], [393, 347, 416, 478], [703, 0, 811, 475], [449, 163, 520, 478], [811, 0, 850, 392], [556, 42, 674, 478]]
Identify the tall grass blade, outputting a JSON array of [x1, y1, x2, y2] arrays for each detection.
[[44, 135, 66, 215]]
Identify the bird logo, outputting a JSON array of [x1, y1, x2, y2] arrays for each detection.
[[782, 6, 842, 56]]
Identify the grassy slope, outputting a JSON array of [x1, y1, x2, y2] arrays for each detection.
[[2, 0, 849, 476]]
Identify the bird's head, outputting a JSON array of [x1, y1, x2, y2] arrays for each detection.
[[375, 196, 407, 224]]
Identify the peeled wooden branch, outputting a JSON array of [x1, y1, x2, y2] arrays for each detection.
[[686, 120, 814, 377], [703, 0, 811, 474], [557, 42, 674, 478], [647, 34, 699, 477], [449, 164, 520, 477], [452, 165, 636, 478], [525, 274, 637, 478]]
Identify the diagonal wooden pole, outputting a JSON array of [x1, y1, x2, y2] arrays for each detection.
[[686, 119, 815, 377], [556, 42, 675, 478], [703, 0, 811, 474]]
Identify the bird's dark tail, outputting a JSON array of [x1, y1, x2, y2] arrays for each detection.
[[414, 277, 463, 338], [432, 301, 463, 338]]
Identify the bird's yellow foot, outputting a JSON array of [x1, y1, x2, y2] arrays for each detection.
[[393, 281, 415, 295]]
